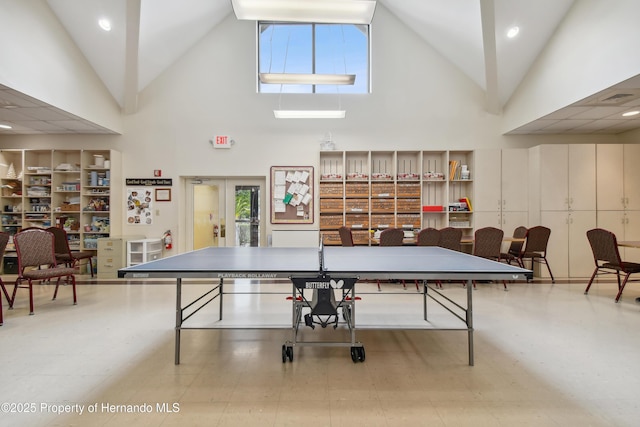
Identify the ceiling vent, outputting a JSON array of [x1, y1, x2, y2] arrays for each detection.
[[579, 89, 640, 107]]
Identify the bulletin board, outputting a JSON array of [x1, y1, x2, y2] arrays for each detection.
[[271, 166, 314, 224]]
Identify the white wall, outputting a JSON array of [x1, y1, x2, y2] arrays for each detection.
[[0, 2, 632, 249], [0, 0, 122, 133], [503, 0, 640, 132]]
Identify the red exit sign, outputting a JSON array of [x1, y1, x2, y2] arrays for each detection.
[[213, 135, 232, 149]]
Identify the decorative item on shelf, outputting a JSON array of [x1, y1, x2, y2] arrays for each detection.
[[84, 198, 108, 212], [423, 171, 445, 180], [371, 172, 392, 180], [397, 172, 420, 180], [346, 172, 368, 180], [6, 162, 16, 179]]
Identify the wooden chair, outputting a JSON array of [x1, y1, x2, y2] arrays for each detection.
[[473, 226, 506, 290], [46, 226, 94, 277], [438, 227, 463, 251], [377, 228, 417, 291], [10, 228, 77, 315], [417, 227, 440, 246], [338, 226, 354, 247], [501, 226, 528, 267], [584, 228, 640, 302], [0, 232, 10, 325], [517, 226, 554, 283]]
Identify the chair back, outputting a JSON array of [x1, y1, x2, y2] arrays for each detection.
[[338, 226, 354, 247], [0, 232, 9, 258], [438, 227, 462, 251], [417, 228, 440, 246], [473, 227, 504, 260], [586, 228, 622, 266], [46, 226, 72, 256], [522, 226, 551, 255], [14, 228, 57, 271], [507, 226, 528, 256], [379, 228, 404, 246]]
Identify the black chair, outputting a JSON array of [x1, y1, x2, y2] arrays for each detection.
[[501, 226, 528, 267], [438, 227, 462, 251], [46, 226, 94, 277], [517, 226, 554, 283], [10, 228, 77, 315], [0, 232, 10, 325], [338, 226, 354, 247], [417, 227, 440, 246], [584, 228, 640, 303], [473, 227, 506, 290]]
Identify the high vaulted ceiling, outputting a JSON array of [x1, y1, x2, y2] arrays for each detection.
[[1, 0, 639, 135]]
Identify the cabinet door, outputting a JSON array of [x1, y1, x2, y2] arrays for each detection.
[[568, 145, 596, 211], [473, 149, 501, 212], [501, 149, 528, 212], [624, 144, 640, 210], [501, 211, 528, 232], [540, 145, 569, 211], [596, 144, 624, 210], [473, 211, 501, 229], [568, 210, 596, 278]]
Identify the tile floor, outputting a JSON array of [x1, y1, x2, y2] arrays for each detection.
[[1, 275, 639, 426]]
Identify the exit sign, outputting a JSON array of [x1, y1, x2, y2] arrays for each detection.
[[213, 135, 232, 149]]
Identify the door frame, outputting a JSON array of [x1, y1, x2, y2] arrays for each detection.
[[182, 176, 266, 250]]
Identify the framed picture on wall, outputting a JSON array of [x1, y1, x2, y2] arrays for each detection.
[[270, 166, 313, 224], [155, 188, 171, 202]]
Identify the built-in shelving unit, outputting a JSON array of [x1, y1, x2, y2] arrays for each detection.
[[319, 150, 474, 245], [0, 149, 120, 265]]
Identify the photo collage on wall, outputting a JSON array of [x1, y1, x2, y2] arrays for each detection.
[[127, 188, 153, 224]]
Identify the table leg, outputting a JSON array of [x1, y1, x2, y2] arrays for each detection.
[[175, 278, 182, 365], [466, 278, 474, 366]]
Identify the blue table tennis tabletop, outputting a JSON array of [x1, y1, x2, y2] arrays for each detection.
[[119, 246, 532, 281]]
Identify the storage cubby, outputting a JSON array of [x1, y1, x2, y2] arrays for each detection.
[[319, 150, 475, 244]]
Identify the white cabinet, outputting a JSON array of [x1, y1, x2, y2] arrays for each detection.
[[533, 144, 596, 279], [474, 148, 528, 231], [540, 144, 596, 212], [127, 238, 163, 266], [596, 144, 640, 260], [541, 210, 596, 278], [596, 144, 640, 211]]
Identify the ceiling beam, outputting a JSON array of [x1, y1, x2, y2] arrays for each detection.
[[480, 0, 500, 115], [123, 0, 141, 114]]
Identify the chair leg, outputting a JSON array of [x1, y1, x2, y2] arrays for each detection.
[[584, 268, 599, 294], [88, 258, 94, 278], [543, 256, 555, 283], [71, 275, 77, 305], [377, 280, 381, 292], [28, 279, 34, 315], [0, 279, 10, 305], [615, 273, 631, 303], [10, 279, 19, 309]]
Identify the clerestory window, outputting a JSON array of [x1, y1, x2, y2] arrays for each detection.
[[258, 22, 370, 94]]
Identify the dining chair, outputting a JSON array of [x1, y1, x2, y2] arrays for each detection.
[[501, 226, 528, 267], [473, 226, 507, 289], [377, 228, 416, 291], [338, 226, 354, 247], [10, 228, 77, 315], [517, 225, 554, 283], [417, 227, 440, 246], [438, 227, 463, 251], [0, 232, 10, 325], [584, 228, 640, 303], [46, 226, 94, 277]]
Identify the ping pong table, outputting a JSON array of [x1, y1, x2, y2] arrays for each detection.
[[119, 245, 531, 366]]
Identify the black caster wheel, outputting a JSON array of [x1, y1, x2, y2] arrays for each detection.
[[357, 346, 365, 362], [286, 346, 294, 362], [350, 347, 358, 363], [282, 345, 287, 363]]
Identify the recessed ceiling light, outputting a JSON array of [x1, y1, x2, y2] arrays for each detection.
[[0, 124, 13, 129], [507, 26, 520, 38], [622, 110, 640, 117], [98, 18, 112, 31]]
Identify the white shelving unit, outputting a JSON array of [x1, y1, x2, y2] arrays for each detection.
[[127, 238, 163, 267]]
